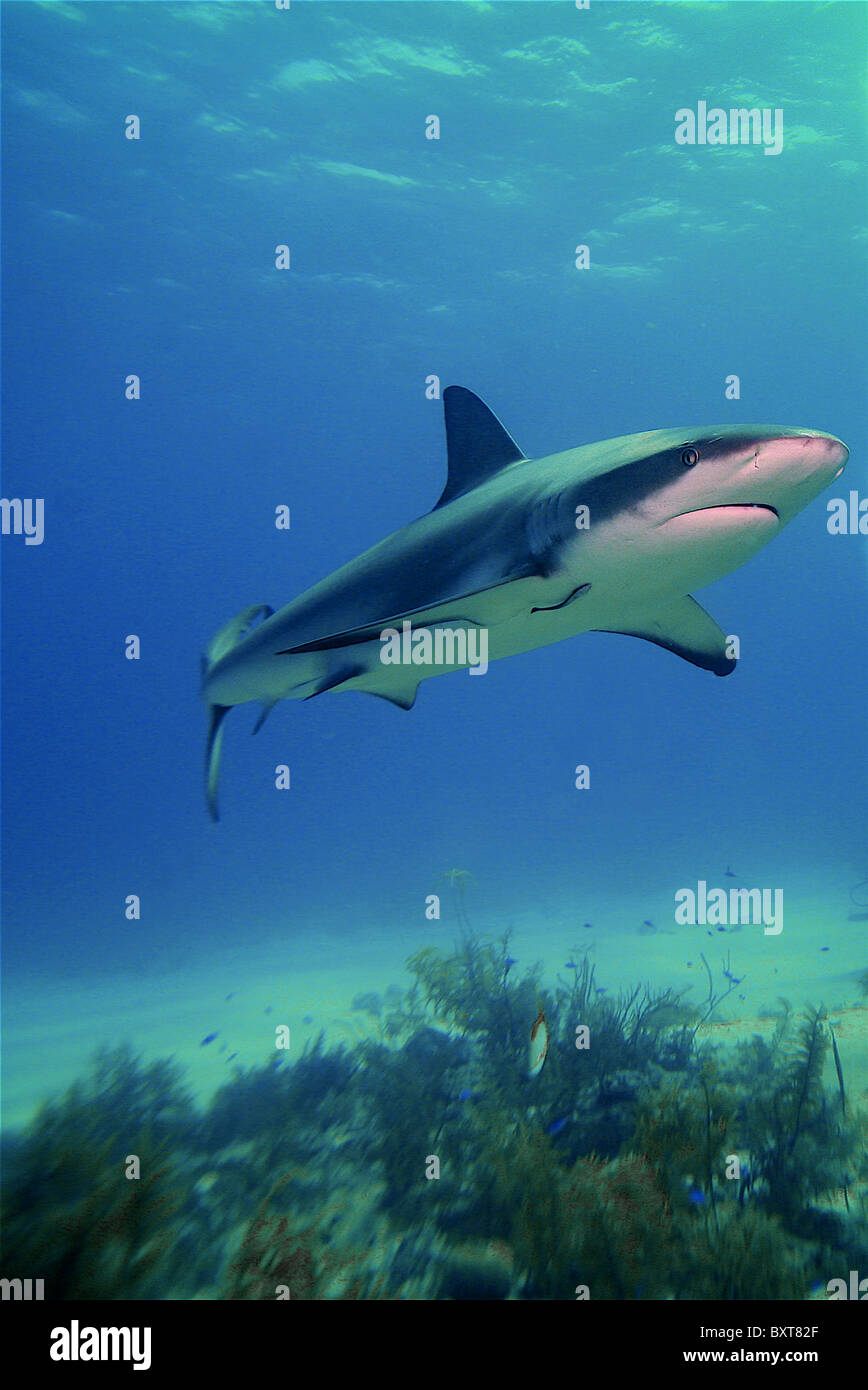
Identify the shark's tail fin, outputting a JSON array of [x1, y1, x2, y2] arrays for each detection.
[[205, 703, 230, 822], [202, 604, 273, 822]]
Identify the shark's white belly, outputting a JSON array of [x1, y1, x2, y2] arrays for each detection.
[[343, 502, 780, 694]]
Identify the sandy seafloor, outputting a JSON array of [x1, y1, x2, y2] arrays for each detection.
[[4, 884, 866, 1137]]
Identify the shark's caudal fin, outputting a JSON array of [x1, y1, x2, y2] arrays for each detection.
[[205, 703, 230, 822], [433, 386, 526, 509], [202, 604, 273, 821]]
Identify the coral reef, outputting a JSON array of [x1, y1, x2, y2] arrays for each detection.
[[0, 1046, 190, 1299], [2, 935, 866, 1300]]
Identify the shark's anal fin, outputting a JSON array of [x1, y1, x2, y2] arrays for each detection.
[[595, 595, 736, 676], [434, 386, 526, 509], [206, 704, 231, 822], [251, 700, 278, 734]]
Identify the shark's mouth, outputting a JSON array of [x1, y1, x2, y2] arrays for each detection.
[[672, 503, 780, 522]]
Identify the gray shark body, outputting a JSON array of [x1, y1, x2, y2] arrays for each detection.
[[202, 386, 847, 817]]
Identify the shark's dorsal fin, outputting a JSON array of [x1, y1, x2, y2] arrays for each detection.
[[434, 386, 526, 509]]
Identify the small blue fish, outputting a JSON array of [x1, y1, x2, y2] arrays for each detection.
[[820, 946, 830, 952], [200, 1032, 218, 1046], [264, 1005, 273, 1014], [504, 956, 517, 972], [688, 1188, 705, 1205], [583, 922, 593, 929], [725, 866, 736, 878], [546, 1116, 569, 1137], [302, 1014, 314, 1024], [227, 1052, 238, 1061], [596, 987, 607, 995], [565, 961, 577, 970], [224, 993, 235, 1001], [458, 1087, 477, 1101]]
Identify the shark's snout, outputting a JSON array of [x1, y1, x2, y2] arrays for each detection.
[[745, 431, 848, 525], [823, 435, 848, 475], [762, 429, 848, 479], [800, 431, 848, 473]]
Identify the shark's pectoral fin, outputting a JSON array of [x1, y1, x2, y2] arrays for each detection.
[[595, 595, 736, 676], [206, 704, 231, 822]]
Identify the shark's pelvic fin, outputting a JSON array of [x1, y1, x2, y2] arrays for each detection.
[[365, 682, 420, 711], [596, 595, 737, 676], [292, 663, 420, 709], [205, 704, 231, 822], [302, 663, 367, 700], [434, 386, 526, 509]]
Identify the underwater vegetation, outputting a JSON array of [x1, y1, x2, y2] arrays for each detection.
[[0, 1047, 191, 1299], [2, 935, 866, 1300]]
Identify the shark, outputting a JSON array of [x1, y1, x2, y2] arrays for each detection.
[[202, 386, 848, 819]]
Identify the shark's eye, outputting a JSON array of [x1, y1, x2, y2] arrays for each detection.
[[681, 447, 700, 467]]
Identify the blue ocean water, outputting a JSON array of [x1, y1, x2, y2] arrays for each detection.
[[1, 1, 866, 1303]]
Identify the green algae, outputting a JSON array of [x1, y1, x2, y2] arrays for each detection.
[[2, 936, 866, 1300]]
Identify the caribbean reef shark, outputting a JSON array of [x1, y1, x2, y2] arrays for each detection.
[[202, 386, 847, 818]]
